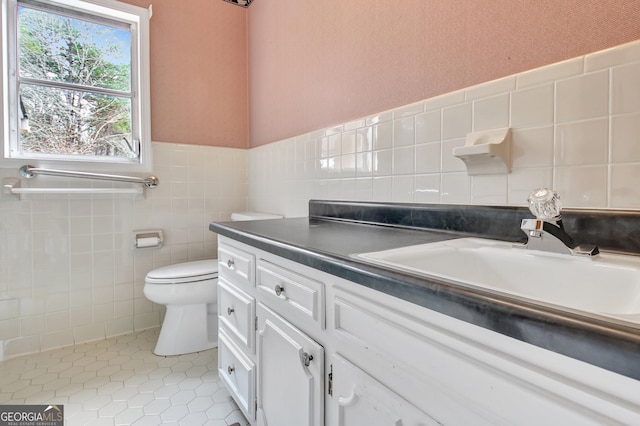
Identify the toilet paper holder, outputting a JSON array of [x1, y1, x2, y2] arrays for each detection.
[[134, 230, 163, 249]]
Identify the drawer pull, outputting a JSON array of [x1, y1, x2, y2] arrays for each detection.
[[227, 366, 235, 375], [302, 352, 313, 367], [227, 307, 235, 315], [227, 259, 235, 268], [275, 284, 285, 296]]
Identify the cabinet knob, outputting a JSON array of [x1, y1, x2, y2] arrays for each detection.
[[227, 366, 235, 375], [302, 352, 313, 367], [275, 284, 285, 296], [227, 307, 235, 315], [227, 259, 235, 268]]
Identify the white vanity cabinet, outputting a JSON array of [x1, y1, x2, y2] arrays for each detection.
[[218, 238, 328, 426], [217, 236, 640, 425]]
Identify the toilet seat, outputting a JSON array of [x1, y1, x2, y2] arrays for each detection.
[[145, 259, 218, 284]]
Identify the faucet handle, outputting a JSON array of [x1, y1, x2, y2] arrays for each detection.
[[527, 188, 562, 221]]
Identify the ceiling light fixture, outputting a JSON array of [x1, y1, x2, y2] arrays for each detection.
[[222, 0, 253, 7]]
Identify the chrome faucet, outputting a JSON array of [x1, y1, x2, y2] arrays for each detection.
[[520, 188, 599, 257]]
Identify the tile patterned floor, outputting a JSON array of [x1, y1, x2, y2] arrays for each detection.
[[0, 328, 250, 426]]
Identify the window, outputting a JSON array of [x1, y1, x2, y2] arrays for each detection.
[[1, 0, 151, 172]]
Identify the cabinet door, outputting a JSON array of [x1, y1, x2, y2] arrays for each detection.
[[330, 354, 439, 426], [257, 303, 324, 426]]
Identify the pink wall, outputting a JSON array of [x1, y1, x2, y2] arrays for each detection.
[[247, 0, 640, 148], [122, 0, 248, 148]]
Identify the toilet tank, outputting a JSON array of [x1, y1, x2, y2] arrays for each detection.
[[231, 211, 283, 221]]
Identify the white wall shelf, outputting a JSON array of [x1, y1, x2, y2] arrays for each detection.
[[2, 178, 144, 199]]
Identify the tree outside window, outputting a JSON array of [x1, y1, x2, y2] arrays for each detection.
[[17, 4, 136, 160]]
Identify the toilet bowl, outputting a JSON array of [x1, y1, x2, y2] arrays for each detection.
[[143, 259, 219, 356]]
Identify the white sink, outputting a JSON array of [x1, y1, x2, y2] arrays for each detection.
[[355, 238, 640, 322]]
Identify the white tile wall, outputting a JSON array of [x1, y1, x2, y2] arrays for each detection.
[[248, 39, 640, 217], [0, 143, 247, 359]]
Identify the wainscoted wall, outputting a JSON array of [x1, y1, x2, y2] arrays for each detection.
[[0, 143, 247, 359], [248, 40, 640, 217]]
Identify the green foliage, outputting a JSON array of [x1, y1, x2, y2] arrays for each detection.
[[18, 6, 134, 159]]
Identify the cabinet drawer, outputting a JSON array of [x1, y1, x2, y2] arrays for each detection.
[[219, 243, 255, 288], [219, 278, 256, 353], [256, 260, 325, 329], [218, 328, 256, 421]]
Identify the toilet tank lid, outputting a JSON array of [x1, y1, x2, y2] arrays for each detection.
[[146, 259, 218, 280], [231, 211, 283, 221]]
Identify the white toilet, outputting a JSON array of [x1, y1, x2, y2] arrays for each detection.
[[144, 211, 282, 356], [144, 259, 219, 356]]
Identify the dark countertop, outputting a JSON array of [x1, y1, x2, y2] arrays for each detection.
[[209, 201, 640, 381]]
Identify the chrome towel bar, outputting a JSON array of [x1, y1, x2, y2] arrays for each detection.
[[19, 165, 159, 188]]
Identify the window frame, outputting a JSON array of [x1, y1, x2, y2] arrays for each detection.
[[0, 0, 152, 173]]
